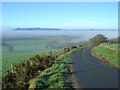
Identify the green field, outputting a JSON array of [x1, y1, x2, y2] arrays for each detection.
[[92, 45, 119, 68], [2, 37, 75, 76], [109, 43, 120, 49], [100, 43, 120, 49], [3, 51, 57, 75]]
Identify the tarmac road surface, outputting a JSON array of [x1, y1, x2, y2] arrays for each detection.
[[71, 48, 119, 88]]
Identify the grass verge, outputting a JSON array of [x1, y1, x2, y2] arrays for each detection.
[[29, 50, 76, 89], [92, 45, 119, 68]]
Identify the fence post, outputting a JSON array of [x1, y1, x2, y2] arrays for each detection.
[[11, 64, 14, 73]]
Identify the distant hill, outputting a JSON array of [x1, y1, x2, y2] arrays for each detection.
[[14, 28, 62, 31]]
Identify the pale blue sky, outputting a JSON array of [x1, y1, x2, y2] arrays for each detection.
[[2, 2, 118, 29]]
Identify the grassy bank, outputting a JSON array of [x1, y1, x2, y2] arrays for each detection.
[[92, 45, 119, 68], [29, 50, 75, 89], [107, 43, 120, 49], [99, 43, 120, 50]]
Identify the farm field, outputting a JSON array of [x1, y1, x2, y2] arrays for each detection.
[[2, 37, 76, 76], [100, 43, 120, 49], [108, 43, 120, 49]]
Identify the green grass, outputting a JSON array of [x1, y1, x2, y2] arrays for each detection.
[[108, 43, 120, 49], [29, 50, 75, 89], [92, 45, 119, 68], [101, 43, 120, 49], [2, 50, 61, 76], [3, 51, 44, 75], [2, 37, 73, 76]]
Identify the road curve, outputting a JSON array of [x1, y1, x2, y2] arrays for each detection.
[[71, 48, 119, 88]]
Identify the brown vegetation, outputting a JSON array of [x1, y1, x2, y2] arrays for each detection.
[[2, 54, 55, 89]]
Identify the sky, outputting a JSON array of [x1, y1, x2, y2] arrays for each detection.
[[2, 2, 118, 29]]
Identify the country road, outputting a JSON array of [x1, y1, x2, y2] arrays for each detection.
[[71, 48, 119, 88]]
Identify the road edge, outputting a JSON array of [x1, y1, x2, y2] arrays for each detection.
[[91, 50, 119, 70], [69, 63, 81, 89], [68, 49, 82, 90]]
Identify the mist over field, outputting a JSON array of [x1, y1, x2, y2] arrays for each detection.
[[2, 28, 118, 56], [2, 28, 118, 42]]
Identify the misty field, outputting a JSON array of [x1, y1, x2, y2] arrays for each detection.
[[2, 37, 75, 76]]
